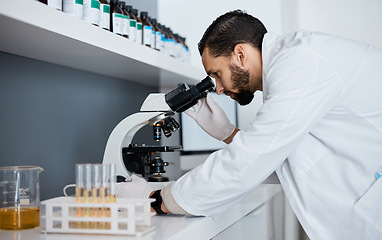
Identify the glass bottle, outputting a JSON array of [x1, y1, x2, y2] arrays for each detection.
[[125, 5, 135, 41], [119, 2, 130, 38], [99, 0, 110, 31], [132, 9, 142, 44], [151, 18, 161, 51], [63, 0, 84, 19], [83, 0, 100, 26], [140, 11, 153, 48], [109, 0, 123, 36]]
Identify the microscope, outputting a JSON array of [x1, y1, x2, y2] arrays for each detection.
[[102, 76, 214, 186]]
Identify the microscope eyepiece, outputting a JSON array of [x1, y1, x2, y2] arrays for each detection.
[[165, 76, 215, 112]]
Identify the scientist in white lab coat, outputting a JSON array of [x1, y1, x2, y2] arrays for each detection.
[[118, 10, 382, 239]]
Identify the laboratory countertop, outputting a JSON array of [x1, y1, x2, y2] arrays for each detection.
[[0, 185, 282, 240]]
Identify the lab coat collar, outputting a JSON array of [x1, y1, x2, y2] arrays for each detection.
[[261, 32, 280, 100], [261, 32, 280, 76]]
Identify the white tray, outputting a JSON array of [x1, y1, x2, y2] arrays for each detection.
[[40, 196, 155, 236]]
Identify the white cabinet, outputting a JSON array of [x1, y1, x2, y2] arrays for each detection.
[[212, 190, 284, 240], [0, 0, 205, 88]]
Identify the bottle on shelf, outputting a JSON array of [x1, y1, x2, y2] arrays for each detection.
[[119, 2, 130, 38], [140, 11, 153, 48], [63, 0, 84, 19], [109, 0, 123, 36], [99, 0, 110, 31], [125, 5, 136, 41], [83, 0, 100, 26], [148, 17, 156, 50], [132, 9, 142, 44], [151, 18, 162, 51], [160, 25, 170, 56], [38, 0, 63, 11], [181, 36, 190, 62]]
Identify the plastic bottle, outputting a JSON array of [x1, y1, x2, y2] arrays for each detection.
[[109, 0, 123, 36], [132, 9, 142, 44], [83, 0, 100, 26], [140, 11, 153, 48], [38, 0, 62, 11], [119, 2, 130, 38], [125, 5, 136, 41], [99, 0, 110, 31], [63, 0, 84, 19]]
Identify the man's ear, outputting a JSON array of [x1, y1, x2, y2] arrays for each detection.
[[232, 44, 246, 67]]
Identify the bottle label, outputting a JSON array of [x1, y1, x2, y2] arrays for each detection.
[[112, 13, 124, 35], [151, 30, 155, 49], [136, 22, 142, 44], [123, 15, 130, 36], [83, 0, 100, 25], [129, 19, 136, 42], [136, 22, 142, 31], [143, 25, 152, 46], [99, 4, 110, 30], [155, 31, 161, 50], [63, 0, 84, 19], [130, 19, 136, 28]]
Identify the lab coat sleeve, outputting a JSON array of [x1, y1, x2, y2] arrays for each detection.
[[172, 48, 346, 218]]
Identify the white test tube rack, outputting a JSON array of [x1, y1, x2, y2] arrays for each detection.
[[40, 196, 155, 236]]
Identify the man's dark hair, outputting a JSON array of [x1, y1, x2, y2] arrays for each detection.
[[198, 10, 267, 58]]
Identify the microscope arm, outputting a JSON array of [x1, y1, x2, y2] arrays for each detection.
[[102, 93, 172, 178], [102, 111, 166, 178]]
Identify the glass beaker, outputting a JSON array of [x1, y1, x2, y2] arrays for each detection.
[[0, 166, 44, 230]]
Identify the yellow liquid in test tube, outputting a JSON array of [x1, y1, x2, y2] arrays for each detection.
[[75, 164, 85, 229]]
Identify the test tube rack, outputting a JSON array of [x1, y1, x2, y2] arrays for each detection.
[[40, 196, 155, 236]]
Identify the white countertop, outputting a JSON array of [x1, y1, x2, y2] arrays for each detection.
[[0, 185, 281, 240]]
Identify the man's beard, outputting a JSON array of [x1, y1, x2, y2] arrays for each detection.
[[227, 63, 254, 105]]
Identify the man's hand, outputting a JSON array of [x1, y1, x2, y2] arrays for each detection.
[[185, 93, 236, 141], [116, 175, 153, 199]]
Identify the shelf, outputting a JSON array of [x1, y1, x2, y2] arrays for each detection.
[[0, 0, 205, 87]]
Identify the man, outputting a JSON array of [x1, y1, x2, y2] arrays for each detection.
[[118, 10, 382, 239]]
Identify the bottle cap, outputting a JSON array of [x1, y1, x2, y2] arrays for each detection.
[[141, 11, 148, 18]]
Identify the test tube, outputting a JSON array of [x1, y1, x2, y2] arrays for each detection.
[[75, 164, 84, 203], [75, 164, 84, 229], [83, 164, 92, 229], [91, 164, 102, 228], [109, 164, 117, 203], [100, 164, 110, 229], [100, 164, 110, 205]]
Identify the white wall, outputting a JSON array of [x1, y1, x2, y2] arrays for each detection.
[[283, 0, 382, 48], [157, 0, 283, 69]]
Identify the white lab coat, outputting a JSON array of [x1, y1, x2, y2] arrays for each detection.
[[172, 31, 382, 239]]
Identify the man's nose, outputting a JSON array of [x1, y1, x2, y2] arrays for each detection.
[[215, 81, 224, 95]]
